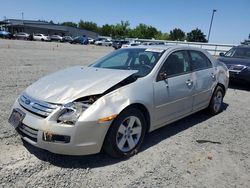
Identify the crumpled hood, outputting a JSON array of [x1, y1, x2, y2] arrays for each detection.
[[25, 66, 137, 104]]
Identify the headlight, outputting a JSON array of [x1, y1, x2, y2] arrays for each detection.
[[57, 102, 88, 125], [243, 66, 250, 72]]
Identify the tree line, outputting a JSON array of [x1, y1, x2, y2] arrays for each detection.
[[61, 20, 208, 42]]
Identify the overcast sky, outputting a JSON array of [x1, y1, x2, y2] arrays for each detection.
[[1, 0, 249, 44]]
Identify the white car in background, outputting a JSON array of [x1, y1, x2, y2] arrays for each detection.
[[121, 41, 141, 48], [95, 39, 112, 46], [50, 35, 63, 42], [88, 37, 95, 44], [15, 32, 30, 40], [33, 33, 50, 41]]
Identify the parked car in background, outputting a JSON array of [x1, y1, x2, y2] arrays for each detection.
[[112, 40, 129, 50], [33, 33, 50, 41], [121, 41, 141, 48], [0, 31, 13, 39], [61, 36, 73, 43], [104, 39, 113, 46], [8, 46, 229, 158], [95, 39, 112, 46], [70, 36, 88, 45], [142, 41, 165, 45], [50, 35, 62, 42], [94, 37, 107, 43], [218, 45, 250, 84], [88, 37, 95, 44], [15, 32, 30, 40]]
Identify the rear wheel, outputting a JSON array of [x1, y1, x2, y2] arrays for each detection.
[[208, 86, 224, 115], [103, 108, 146, 158]]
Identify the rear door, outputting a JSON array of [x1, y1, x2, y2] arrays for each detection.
[[153, 50, 195, 127], [188, 50, 216, 111]]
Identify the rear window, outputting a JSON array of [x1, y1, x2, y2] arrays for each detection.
[[189, 51, 212, 70]]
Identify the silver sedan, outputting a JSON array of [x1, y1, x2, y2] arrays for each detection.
[[9, 45, 229, 158]]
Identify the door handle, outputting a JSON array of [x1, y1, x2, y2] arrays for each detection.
[[186, 79, 193, 86]]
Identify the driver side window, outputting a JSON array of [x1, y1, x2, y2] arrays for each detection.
[[157, 50, 191, 81]]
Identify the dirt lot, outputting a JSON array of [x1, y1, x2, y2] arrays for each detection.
[[0, 39, 249, 188]]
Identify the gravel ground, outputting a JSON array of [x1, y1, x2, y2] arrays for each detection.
[[0, 39, 249, 188]]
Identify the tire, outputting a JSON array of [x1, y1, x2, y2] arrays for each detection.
[[103, 107, 147, 158], [41, 38, 44, 41], [207, 86, 224, 115]]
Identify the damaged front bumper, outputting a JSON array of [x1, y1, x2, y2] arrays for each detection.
[[9, 100, 111, 155]]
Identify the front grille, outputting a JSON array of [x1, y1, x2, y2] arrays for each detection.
[[17, 123, 38, 142], [19, 94, 59, 118]]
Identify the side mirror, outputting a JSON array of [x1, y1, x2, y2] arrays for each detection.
[[219, 52, 225, 57], [159, 72, 168, 80]]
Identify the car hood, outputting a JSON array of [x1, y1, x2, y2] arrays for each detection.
[[25, 66, 137, 104], [218, 57, 250, 67], [0, 31, 10, 35]]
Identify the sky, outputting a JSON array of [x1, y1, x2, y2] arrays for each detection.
[[1, 0, 249, 44]]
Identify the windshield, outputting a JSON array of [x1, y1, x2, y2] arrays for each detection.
[[225, 47, 250, 59], [91, 48, 165, 77]]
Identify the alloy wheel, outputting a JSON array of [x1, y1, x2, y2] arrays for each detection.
[[213, 90, 223, 113], [116, 116, 142, 152]]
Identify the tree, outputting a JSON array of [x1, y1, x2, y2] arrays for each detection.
[[99, 24, 114, 36], [241, 34, 250, 45], [154, 32, 170, 40], [113, 21, 130, 38], [169, 28, 185, 41], [187, 28, 207, 42], [130, 24, 159, 39], [61, 21, 77, 28], [78, 20, 99, 32]]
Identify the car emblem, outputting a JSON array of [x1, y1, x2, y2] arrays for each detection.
[[25, 99, 31, 105]]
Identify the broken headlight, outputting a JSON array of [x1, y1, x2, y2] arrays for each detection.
[[57, 102, 89, 125]]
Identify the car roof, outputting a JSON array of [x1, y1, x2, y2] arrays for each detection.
[[126, 44, 208, 52]]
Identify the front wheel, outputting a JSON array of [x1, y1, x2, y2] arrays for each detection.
[[207, 86, 224, 115], [103, 108, 146, 158]]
